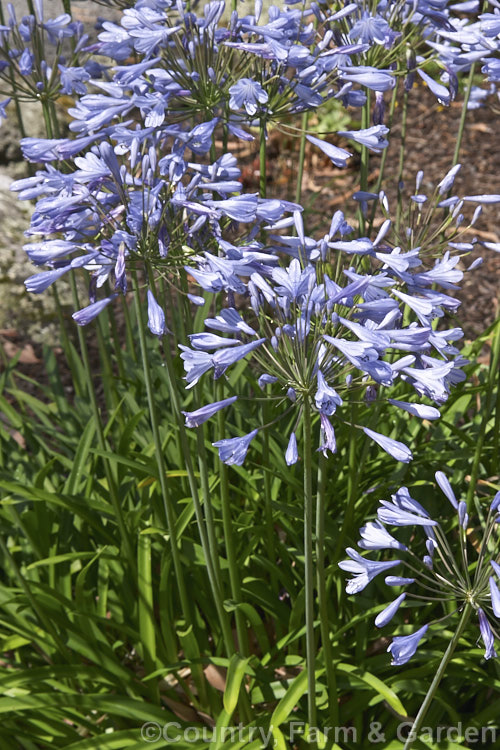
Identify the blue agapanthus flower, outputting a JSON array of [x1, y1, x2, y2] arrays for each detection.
[[340, 476, 500, 664], [348, 11, 401, 49], [213, 429, 259, 466], [229, 78, 269, 116]]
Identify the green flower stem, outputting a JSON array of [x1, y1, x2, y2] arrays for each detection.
[[262, 402, 278, 599], [131, 272, 209, 705], [333, 403, 359, 562], [395, 87, 409, 234], [302, 399, 317, 739], [79, 282, 120, 413], [145, 270, 236, 656], [452, 63, 476, 168], [216, 383, 250, 658], [358, 91, 371, 235], [50, 284, 84, 398], [41, 101, 55, 139], [69, 274, 134, 566], [192, 418, 252, 721], [148, 285, 252, 720], [48, 100, 61, 138], [368, 80, 399, 233], [116, 295, 136, 363], [403, 603, 472, 750], [106, 298, 126, 382], [295, 112, 309, 206], [190, 404, 223, 583], [95, 314, 120, 413], [466, 316, 500, 509], [259, 118, 267, 198], [145, 269, 232, 622], [167, 362, 235, 656], [316, 449, 338, 726]]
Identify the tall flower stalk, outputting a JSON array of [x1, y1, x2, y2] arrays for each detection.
[[302, 399, 317, 736], [131, 271, 209, 707], [403, 604, 472, 750], [316, 450, 339, 725]]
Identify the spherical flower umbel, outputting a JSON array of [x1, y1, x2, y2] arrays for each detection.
[[340, 476, 500, 665], [180, 231, 472, 467]]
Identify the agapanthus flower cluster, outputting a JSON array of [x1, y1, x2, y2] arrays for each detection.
[[11, 120, 299, 326], [417, 2, 500, 107], [93, 0, 399, 132], [347, 162, 498, 265], [180, 188, 484, 466], [340, 475, 500, 664], [179, 147, 500, 468], [0, 0, 96, 109], [311, 0, 499, 106]]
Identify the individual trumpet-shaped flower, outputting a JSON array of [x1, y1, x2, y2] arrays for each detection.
[[338, 547, 401, 595], [377, 486, 437, 526], [387, 625, 429, 665], [305, 135, 352, 168], [319, 413, 337, 457], [417, 69, 455, 106], [478, 609, 497, 660], [315, 370, 342, 416], [375, 593, 406, 628], [147, 290, 169, 337], [387, 399, 440, 420], [358, 521, 407, 552], [341, 475, 500, 664], [362, 427, 413, 464], [180, 338, 266, 388], [229, 78, 269, 116], [338, 66, 395, 92], [182, 396, 238, 428], [285, 432, 298, 466], [72, 296, 115, 326], [348, 12, 401, 49], [435, 470, 458, 509], [337, 125, 390, 153], [213, 429, 258, 466]]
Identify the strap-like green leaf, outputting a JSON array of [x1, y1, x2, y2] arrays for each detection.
[[337, 662, 407, 717], [223, 654, 250, 715]]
